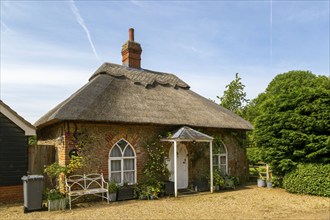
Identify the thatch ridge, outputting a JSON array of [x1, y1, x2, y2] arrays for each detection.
[[90, 63, 190, 89]]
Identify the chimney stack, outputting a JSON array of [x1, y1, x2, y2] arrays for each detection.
[[121, 28, 142, 69]]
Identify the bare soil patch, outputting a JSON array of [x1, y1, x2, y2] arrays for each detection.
[[1, 184, 329, 219]]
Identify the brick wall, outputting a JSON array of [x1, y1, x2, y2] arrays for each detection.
[[37, 122, 249, 184], [0, 185, 23, 203]]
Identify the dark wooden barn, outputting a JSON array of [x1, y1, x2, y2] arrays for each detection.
[[0, 100, 36, 203]]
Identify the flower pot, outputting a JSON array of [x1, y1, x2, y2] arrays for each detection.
[[267, 181, 273, 188], [194, 179, 209, 192], [117, 187, 135, 201], [108, 192, 117, 202], [164, 181, 174, 196], [257, 179, 266, 187], [48, 198, 66, 211]]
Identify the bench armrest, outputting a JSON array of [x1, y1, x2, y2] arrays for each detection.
[[101, 174, 109, 190]]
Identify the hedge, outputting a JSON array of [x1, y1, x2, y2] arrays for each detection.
[[283, 163, 330, 197]]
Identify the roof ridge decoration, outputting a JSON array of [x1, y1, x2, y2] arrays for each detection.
[[90, 63, 190, 89]]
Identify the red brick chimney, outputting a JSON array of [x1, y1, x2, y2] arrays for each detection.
[[121, 28, 142, 69]]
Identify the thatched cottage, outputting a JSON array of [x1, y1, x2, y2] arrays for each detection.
[[35, 29, 252, 193]]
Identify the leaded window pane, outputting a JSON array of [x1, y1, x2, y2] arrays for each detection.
[[124, 146, 134, 156], [219, 143, 226, 154], [110, 146, 122, 157], [213, 155, 219, 166], [124, 159, 134, 170], [124, 171, 134, 184], [220, 165, 226, 175], [213, 146, 220, 154], [111, 172, 121, 184], [111, 160, 121, 171], [220, 156, 226, 165], [117, 139, 128, 151]]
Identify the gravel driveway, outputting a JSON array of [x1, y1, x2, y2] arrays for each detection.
[[1, 184, 329, 219]]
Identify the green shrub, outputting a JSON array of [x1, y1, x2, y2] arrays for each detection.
[[283, 163, 330, 197]]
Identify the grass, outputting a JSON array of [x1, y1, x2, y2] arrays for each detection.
[[1, 184, 329, 219]]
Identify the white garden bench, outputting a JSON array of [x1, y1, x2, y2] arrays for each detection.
[[65, 173, 109, 209]]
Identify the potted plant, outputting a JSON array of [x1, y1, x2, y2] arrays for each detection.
[[108, 181, 118, 201], [213, 168, 225, 191], [135, 180, 163, 200], [223, 175, 237, 189], [47, 189, 66, 211], [136, 184, 153, 200], [148, 184, 162, 200], [44, 162, 68, 211], [117, 183, 135, 201]]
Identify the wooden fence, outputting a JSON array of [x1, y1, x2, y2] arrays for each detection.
[[249, 162, 272, 181], [28, 145, 55, 175]]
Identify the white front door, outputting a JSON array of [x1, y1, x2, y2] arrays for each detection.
[[168, 143, 188, 189]]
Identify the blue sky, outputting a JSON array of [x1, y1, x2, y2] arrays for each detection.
[[1, 0, 329, 124]]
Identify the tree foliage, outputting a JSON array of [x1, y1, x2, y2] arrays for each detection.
[[252, 71, 330, 181], [218, 73, 249, 116]]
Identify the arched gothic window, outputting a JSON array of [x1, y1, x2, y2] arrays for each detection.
[[213, 139, 228, 175], [109, 139, 136, 185]]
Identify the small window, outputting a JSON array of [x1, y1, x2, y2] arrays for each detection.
[[213, 140, 228, 175], [109, 139, 136, 185], [110, 146, 121, 157]]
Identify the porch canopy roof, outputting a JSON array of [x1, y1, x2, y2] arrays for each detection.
[[160, 126, 213, 142], [161, 126, 214, 197]]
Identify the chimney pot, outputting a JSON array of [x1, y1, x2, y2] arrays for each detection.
[[129, 28, 134, 41]]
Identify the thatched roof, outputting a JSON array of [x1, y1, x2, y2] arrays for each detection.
[[35, 63, 253, 130]]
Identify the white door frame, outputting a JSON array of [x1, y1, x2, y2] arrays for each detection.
[[168, 140, 213, 197]]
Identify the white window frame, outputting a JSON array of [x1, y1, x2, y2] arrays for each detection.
[[213, 140, 228, 175], [108, 139, 137, 185]]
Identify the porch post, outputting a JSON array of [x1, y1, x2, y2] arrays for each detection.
[[174, 141, 178, 197], [210, 140, 213, 193]]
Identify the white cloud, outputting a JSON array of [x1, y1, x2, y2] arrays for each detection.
[[1, 64, 90, 86]]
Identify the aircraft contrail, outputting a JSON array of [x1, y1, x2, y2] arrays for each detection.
[[69, 0, 101, 62]]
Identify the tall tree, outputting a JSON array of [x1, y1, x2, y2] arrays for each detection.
[[217, 73, 249, 116], [252, 71, 330, 183]]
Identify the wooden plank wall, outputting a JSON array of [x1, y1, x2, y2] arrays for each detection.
[[0, 112, 28, 186], [28, 145, 55, 175]]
